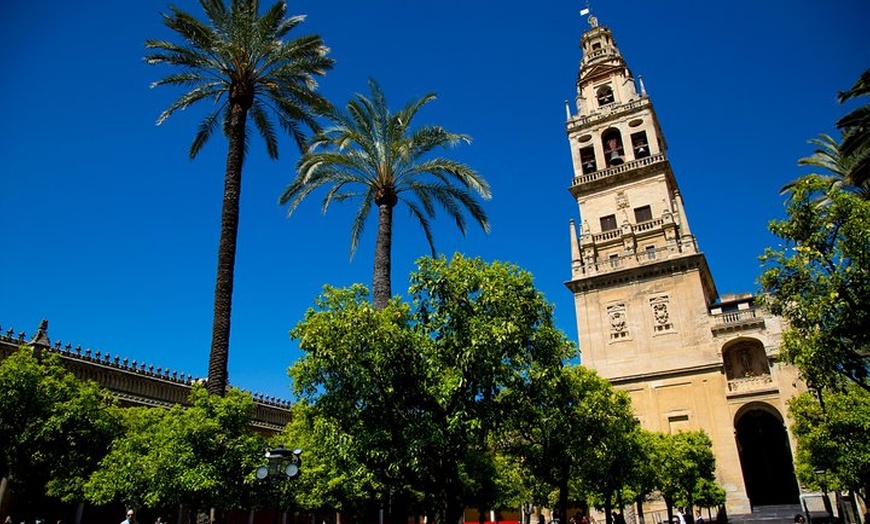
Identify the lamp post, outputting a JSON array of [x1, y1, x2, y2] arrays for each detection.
[[814, 469, 833, 522], [256, 446, 302, 524], [256, 446, 302, 481]]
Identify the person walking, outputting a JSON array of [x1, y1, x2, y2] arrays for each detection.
[[121, 510, 137, 524]]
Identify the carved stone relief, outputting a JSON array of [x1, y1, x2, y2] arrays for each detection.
[[607, 303, 629, 340], [649, 294, 674, 333]]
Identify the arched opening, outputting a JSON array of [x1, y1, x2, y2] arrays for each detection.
[[723, 339, 771, 380], [601, 128, 625, 167], [597, 85, 614, 106], [734, 404, 800, 507]]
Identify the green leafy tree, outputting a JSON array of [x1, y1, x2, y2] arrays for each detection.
[[289, 254, 571, 524], [146, 0, 333, 395], [280, 80, 492, 309], [625, 430, 659, 524], [0, 347, 119, 515], [85, 385, 267, 519], [500, 364, 639, 524], [760, 175, 870, 392], [276, 402, 381, 522], [789, 385, 870, 511], [649, 431, 716, 524]]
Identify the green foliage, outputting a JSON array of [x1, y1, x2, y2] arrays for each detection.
[[789, 386, 870, 501], [648, 431, 717, 511], [760, 175, 870, 392], [0, 347, 120, 506], [84, 385, 267, 513], [289, 254, 572, 524], [500, 363, 640, 519]]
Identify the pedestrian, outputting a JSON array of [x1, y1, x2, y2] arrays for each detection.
[[695, 511, 704, 524], [121, 510, 137, 524]]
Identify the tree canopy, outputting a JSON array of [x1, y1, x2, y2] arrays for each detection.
[[0, 347, 119, 513], [289, 254, 572, 524]]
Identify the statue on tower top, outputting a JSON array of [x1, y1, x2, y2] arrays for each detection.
[[580, 3, 598, 27]]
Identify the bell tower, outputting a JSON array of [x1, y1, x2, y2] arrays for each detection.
[[564, 12, 804, 516], [566, 13, 717, 378]]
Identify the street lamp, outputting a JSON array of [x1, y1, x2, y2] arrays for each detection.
[[256, 446, 302, 480], [814, 469, 833, 521]]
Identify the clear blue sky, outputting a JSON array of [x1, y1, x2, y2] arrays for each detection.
[[1, 1, 867, 401]]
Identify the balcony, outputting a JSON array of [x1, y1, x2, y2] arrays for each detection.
[[572, 153, 666, 188], [568, 97, 650, 128], [727, 373, 774, 394], [710, 307, 765, 335]]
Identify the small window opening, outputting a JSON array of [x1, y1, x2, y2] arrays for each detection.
[[600, 214, 617, 232], [645, 245, 657, 260], [609, 254, 620, 268], [596, 85, 614, 106], [602, 128, 625, 166], [631, 131, 650, 159], [580, 146, 597, 174], [634, 205, 652, 223], [592, 42, 602, 50]]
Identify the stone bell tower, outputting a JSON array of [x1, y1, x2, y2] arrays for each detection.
[[565, 12, 804, 516]]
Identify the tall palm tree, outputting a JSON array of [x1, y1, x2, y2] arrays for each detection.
[[280, 79, 492, 309], [146, 0, 333, 395]]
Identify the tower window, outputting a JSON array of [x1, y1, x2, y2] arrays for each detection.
[[609, 254, 619, 268], [600, 214, 617, 232], [646, 245, 657, 260], [592, 42, 602, 50], [580, 146, 597, 173], [596, 85, 614, 106], [631, 131, 650, 159], [634, 205, 652, 223], [601, 128, 625, 167]]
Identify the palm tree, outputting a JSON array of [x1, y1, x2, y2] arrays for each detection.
[[836, 68, 870, 192], [280, 79, 491, 309], [780, 133, 870, 202], [146, 0, 333, 395]]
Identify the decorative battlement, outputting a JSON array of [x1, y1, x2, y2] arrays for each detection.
[[0, 322, 292, 433]]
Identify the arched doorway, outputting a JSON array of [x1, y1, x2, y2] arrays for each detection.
[[734, 405, 800, 507]]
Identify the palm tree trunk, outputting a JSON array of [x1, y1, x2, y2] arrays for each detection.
[[372, 202, 394, 309], [207, 102, 247, 396]]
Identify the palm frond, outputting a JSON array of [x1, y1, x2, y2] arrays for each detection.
[[156, 83, 225, 126], [348, 189, 375, 259], [402, 200, 437, 256], [250, 102, 278, 159], [190, 109, 223, 159]]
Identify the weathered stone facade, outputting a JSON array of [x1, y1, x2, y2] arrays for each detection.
[[565, 15, 805, 515]]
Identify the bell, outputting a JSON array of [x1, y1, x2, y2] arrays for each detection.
[[609, 150, 624, 165], [636, 145, 647, 154]]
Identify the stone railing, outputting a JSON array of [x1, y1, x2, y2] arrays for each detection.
[[727, 373, 774, 393], [568, 97, 650, 128], [582, 48, 621, 63], [572, 153, 666, 187], [574, 245, 673, 277], [0, 323, 292, 433], [709, 307, 766, 336]]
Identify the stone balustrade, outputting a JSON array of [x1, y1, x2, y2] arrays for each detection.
[[572, 153, 666, 187]]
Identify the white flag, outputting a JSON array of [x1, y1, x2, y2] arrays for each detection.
[[580, 8, 590, 15]]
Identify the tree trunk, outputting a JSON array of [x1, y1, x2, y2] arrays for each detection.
[[207, 102, 247, 396], [372, 202, 394, 310], [635, 496, 645, 524]]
